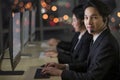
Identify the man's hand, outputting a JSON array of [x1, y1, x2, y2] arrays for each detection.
[[45, 62, 66, 69], [47, 38, 60, 46], [42, 67, 63, 76], [44, 50, 58, 58]]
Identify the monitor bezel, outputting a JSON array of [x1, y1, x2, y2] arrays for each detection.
[[9, 12, 21, 70]]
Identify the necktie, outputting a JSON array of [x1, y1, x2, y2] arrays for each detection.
[[90, 39, 93, 49]]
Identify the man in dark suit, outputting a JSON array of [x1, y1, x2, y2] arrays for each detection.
[[57, 4, 92, 64], [45, 4, 92, 64], [42, 0, 119, 80]]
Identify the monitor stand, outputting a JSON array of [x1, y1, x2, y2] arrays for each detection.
[[0, 70, 24, 75]]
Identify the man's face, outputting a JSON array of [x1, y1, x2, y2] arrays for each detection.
[[72, 14, 83, 32], [84, 7, 105, 35]]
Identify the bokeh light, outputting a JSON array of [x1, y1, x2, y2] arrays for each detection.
[[117, 12, 120, 18], [51, 5, 57, 11], [42, 14, 48, 19], [111, 17, 116, 22], [63, 15, 69, 20], [41, 8, 46, 13], [25, 2, 32, 9], [41, 1, 47, 8], [53, 18, 59, 23]]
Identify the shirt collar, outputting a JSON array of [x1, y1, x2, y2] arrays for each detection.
[[78, 30, 86, 39], [93, 28, 107, 42]]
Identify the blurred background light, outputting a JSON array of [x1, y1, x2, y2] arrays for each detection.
[[53, 17, 59, 23], [117, 12, 120, 18], [51, 5, 57, 11], [42, 13, 48, 20], [63, 15, 69, 20], [41, 8, 46, 13], [111, 17, 116, 23], [41, 1, 47, 8]]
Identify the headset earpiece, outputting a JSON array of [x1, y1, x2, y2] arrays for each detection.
[[103, 17, 107, 24]]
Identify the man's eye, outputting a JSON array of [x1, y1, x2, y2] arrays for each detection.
[[92, 16, 98, 19]]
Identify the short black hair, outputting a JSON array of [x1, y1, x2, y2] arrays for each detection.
[[72, 4, 84, 20], [84, 0, 110, 17]]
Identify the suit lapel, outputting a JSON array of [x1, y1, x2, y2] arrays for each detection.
[[73, 31, 88, 58], [71, 32, 80, 52], [90, 29, 109, 51], [88, 29, 110, 65]]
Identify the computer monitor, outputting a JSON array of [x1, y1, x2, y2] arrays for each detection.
[[0, 6, 24, 75], [9, 12, 21, 70], [29, 9, 36, 41], [8, 11, 24, 75], [21, 10, 30, 48]]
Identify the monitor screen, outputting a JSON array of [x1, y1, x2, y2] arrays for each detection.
[[13, 12, 21, 59], [9, 12, 21, 70], [21, 10, 30, 46], [31, 9, 36, 35], [30, 9, 36, 41]]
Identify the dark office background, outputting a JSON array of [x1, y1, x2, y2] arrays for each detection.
[[1, 0, 120, 48]]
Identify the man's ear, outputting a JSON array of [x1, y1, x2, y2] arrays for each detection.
[[103, 17, 108, 24]]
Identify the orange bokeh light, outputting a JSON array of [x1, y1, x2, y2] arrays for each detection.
[[63, 15, 69, 20], [117, 12, 120, 18], [41, 1, 47, 8], [51, 6, 57, 11], [42, 14, 48, 19], [25, 2, 32, 9], [53, 18, 59, 23]]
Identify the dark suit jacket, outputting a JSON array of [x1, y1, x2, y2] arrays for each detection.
[[71, 31, 92, 63], [61, 29, 119, 80], [57, 32, 80, 63], [57, 32, 80, 52], [57, 31, 92, 66]]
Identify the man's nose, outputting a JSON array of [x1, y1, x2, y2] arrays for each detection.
[[87, 18, 93, 25]]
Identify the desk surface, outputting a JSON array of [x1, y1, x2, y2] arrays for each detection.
[[0, 42, 61, 80]]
